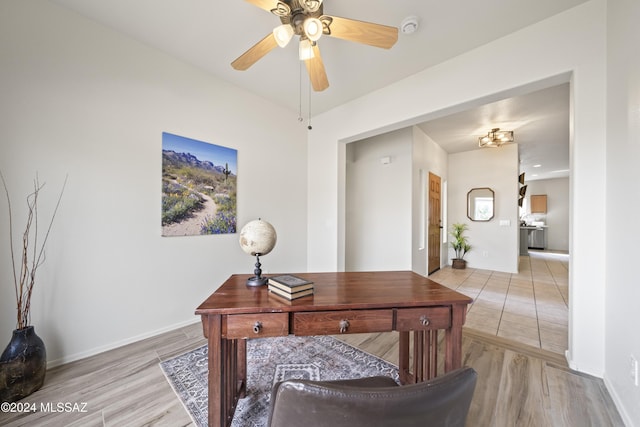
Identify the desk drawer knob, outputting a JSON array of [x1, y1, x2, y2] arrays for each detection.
[[253, 321, 263, 334], [420, 315, 430, 327], [339, 319, 350, 333]]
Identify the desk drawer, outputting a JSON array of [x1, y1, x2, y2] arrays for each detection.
[[293, 310, 393, 336], [223, 313, 289, 339], [396, 307, 450, 331]]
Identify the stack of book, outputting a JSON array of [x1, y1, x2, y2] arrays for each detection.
[[268, 275, 314, 300]]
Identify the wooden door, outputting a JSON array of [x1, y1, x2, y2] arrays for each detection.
[[428, 173, 442, 274]]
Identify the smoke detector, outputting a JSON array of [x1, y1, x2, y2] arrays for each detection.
[[400, 16, 419, 34]]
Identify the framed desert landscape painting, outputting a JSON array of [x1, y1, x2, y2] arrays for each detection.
[[161, 132, 237, 237]]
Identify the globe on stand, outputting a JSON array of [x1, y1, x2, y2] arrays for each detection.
[[239, 219, 277, 286]]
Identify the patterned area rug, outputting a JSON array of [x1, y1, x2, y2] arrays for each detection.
[[160, 335, 399, 427]]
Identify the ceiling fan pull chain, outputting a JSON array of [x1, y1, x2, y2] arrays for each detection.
[[307, 74, 312, 130], [298, 61, 304, 123]]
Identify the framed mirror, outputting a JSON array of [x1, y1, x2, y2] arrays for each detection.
[[467, 187, 494, 221]]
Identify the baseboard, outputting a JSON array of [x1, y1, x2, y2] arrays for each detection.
[[565, 349, 577, 370], [46, 317, 201, 368], [603, 375, 635, 427], [566, 349, 632, 426]]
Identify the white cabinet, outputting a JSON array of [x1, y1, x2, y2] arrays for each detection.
[[531, 195, 547, 213]]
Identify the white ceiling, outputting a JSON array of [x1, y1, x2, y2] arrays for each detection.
[[418, 83, 570, 181], [51, 0, 581, 181]]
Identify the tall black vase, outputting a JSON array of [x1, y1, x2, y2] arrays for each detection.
[[0, 326, 47, 402]]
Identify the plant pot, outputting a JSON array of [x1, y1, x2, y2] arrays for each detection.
[[452, 258, 467, 269], [0, 326, 47, 402]]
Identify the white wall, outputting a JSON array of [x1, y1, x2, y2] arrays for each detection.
[[523, 178, 570, 252], [411, 127, 449, 276], [0, 1, 308, 365], [345, 129, 412, 271], [448, 145, 519, 273], [308, 0, 606, 380], [345, 126, 449, 276], [605, 0, 640, 425]]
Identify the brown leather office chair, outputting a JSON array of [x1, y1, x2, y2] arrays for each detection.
[[267, 366, 477, 427]]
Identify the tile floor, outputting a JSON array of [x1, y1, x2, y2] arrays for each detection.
[[429, 250, 569, 354]]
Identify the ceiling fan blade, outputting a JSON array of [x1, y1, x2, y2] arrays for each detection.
[[304, 44, 329, 92], [324, 15, 398, 49], [231, 33, 278, 70], [243, 0, 280, 13]]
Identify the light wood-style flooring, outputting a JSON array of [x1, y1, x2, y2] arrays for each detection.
[[0, 252, 624, 426], [338, 330, 623, 426], [0, 324, 623, 426]]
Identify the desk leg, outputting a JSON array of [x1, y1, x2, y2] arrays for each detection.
[[237, 339, 247, 399], [445, 303, 466, 372], [413, 331, 424, 382], [206, 314, 225, 427], [398, 331, 413, 384], [205, 315, 246, 427], [399, 330, 439, 383]]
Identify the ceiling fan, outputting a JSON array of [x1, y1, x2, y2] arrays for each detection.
[[231, 0, 399, 92]]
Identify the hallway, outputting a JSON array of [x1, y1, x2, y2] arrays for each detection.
[[429, 251, 569, 354]]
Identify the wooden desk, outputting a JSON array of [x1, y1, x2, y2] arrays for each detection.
[[195, 271, 473, 427]]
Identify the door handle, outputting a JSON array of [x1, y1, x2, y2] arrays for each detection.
[[420, 315, 430, 326], [339, 319, 350, 334], [253, 321, 263, 334]]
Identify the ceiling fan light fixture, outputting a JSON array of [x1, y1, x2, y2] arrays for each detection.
[[232, 1, 399, 93], [303, 17, 323, 41], [299, 39, 315, 60], [478, 128, 514, 148], [273, 24, 294, 48]]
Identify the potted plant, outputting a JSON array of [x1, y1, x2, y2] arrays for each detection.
[[449, 223, 471, 269], [0, 172, 66, 402]]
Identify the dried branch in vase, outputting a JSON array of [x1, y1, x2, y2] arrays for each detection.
[[1, 171, 67, 330]]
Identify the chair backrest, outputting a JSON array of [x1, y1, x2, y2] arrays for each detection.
[[267, 367, 477, 427]]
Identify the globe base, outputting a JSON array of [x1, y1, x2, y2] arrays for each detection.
[[246, 276, 268, 287]]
